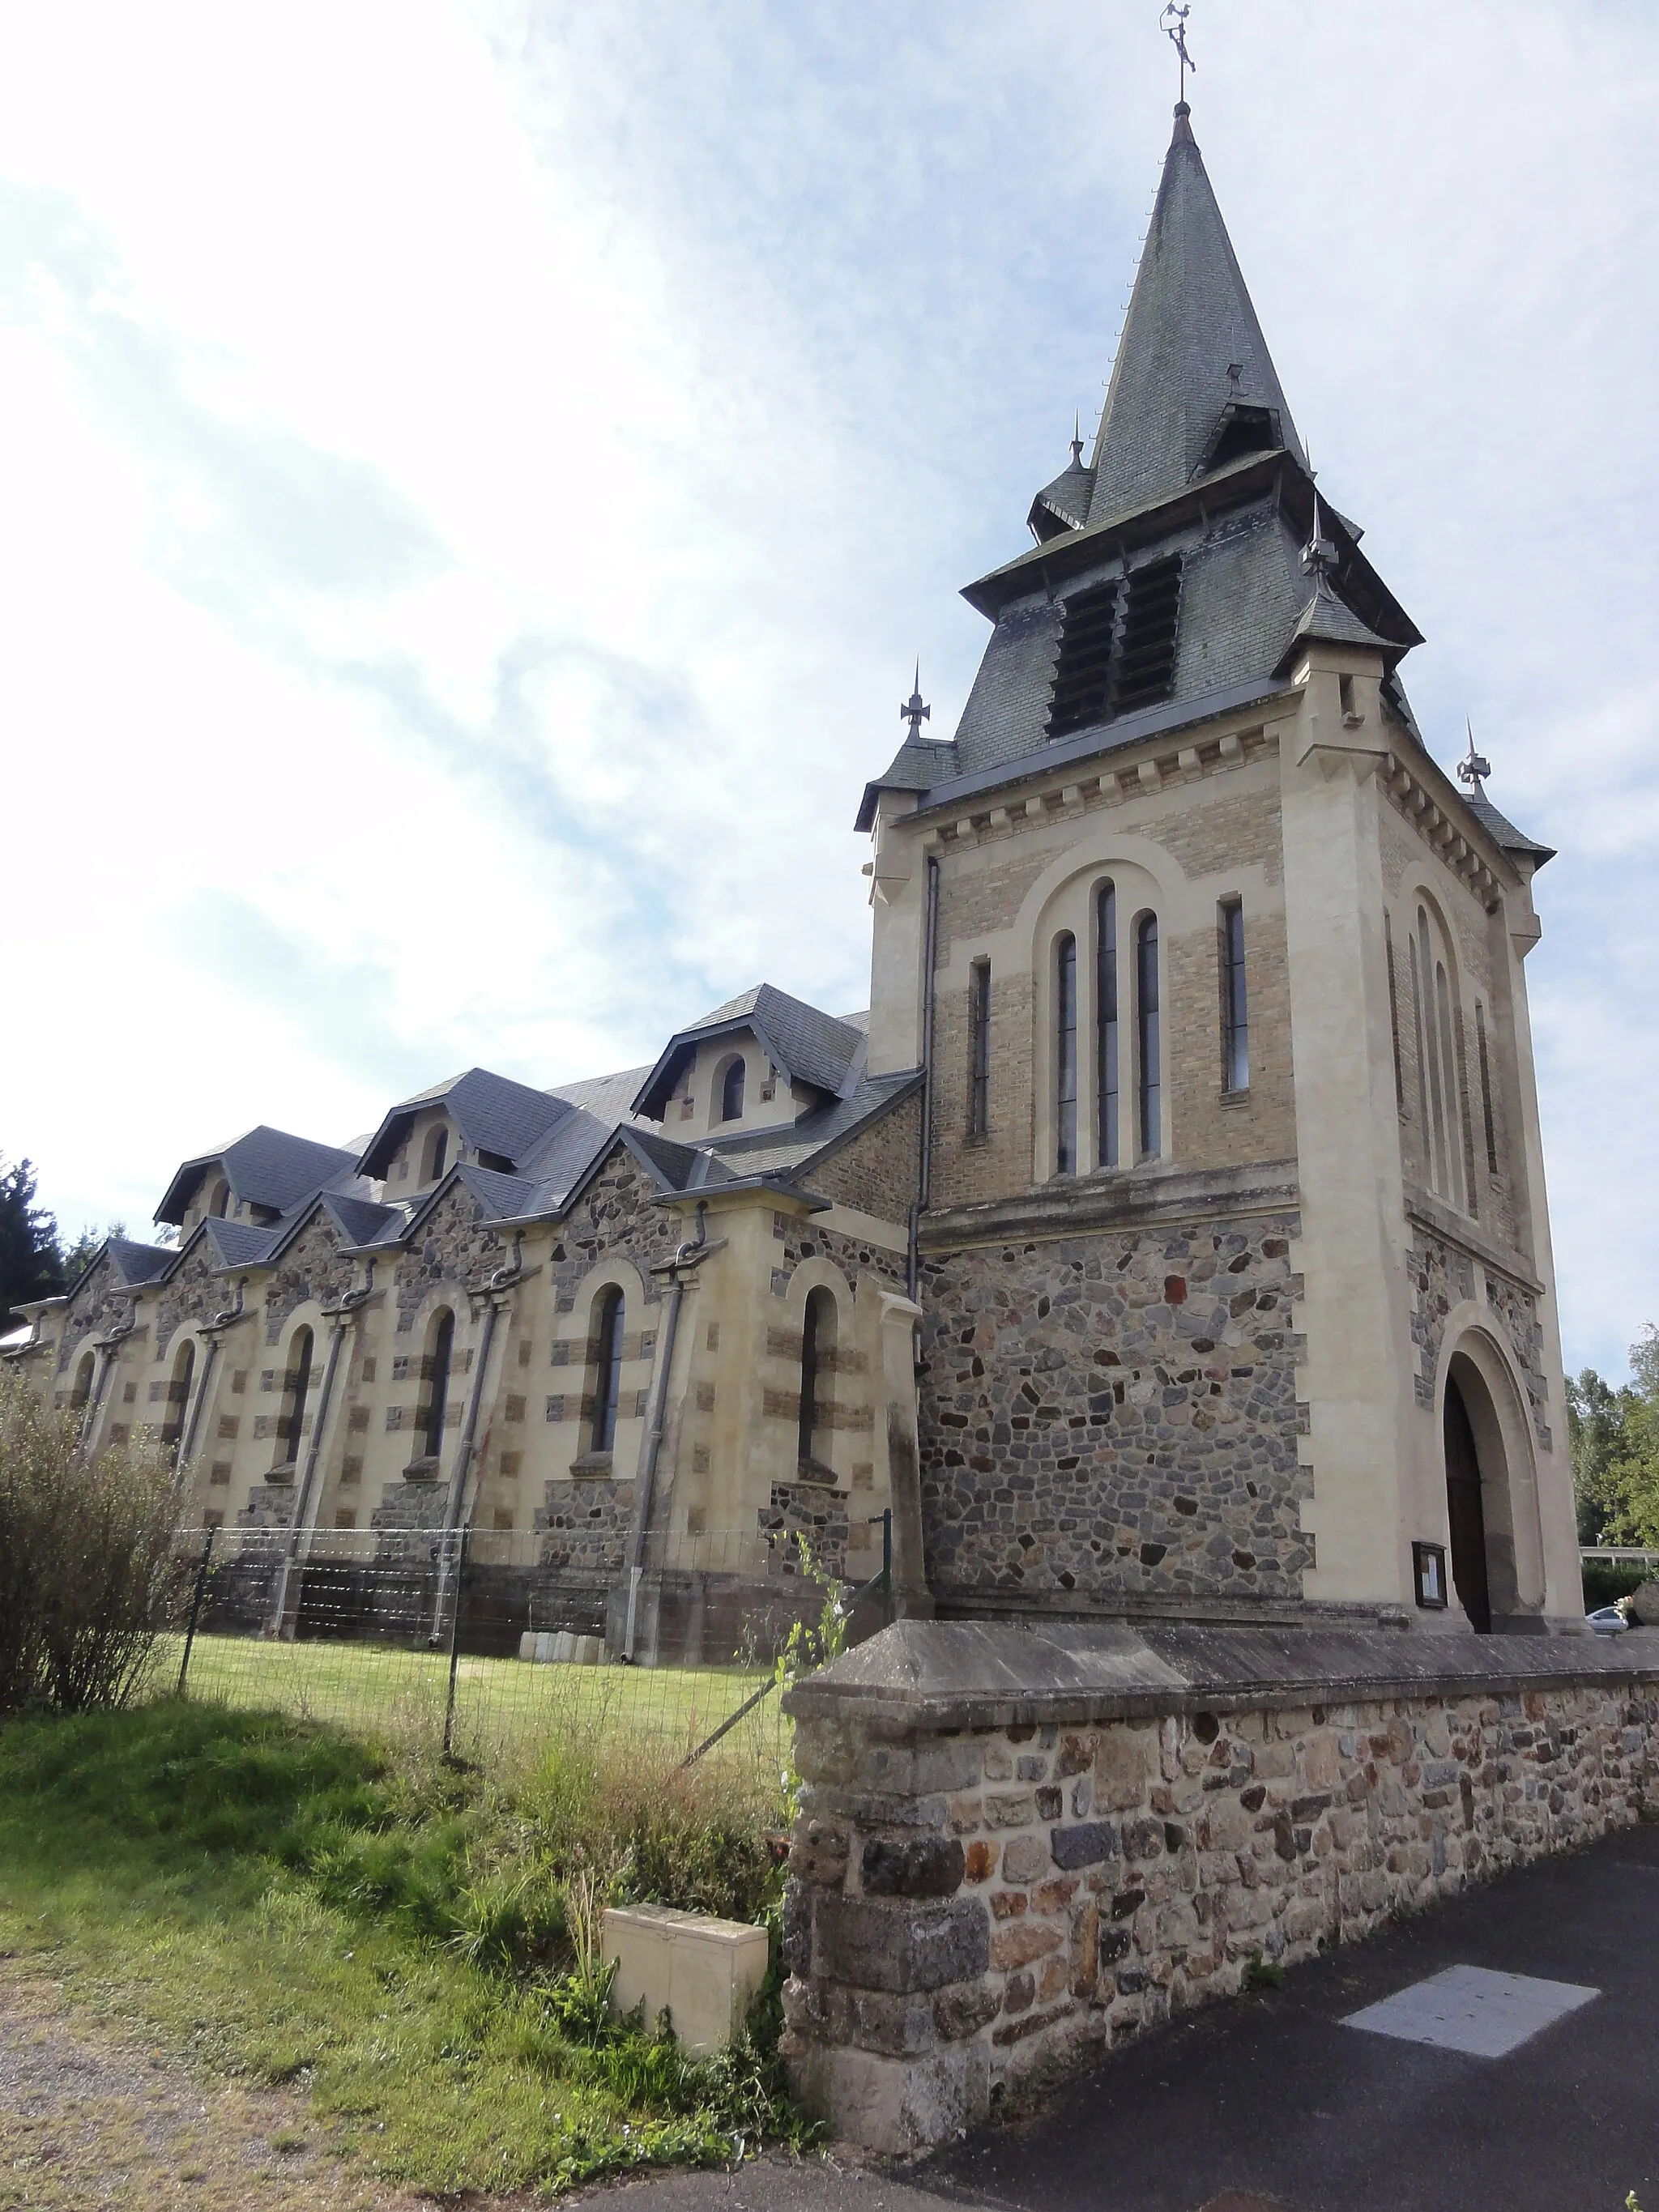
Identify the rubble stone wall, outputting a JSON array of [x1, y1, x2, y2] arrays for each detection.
[[783, 1650, 1659, 2153]]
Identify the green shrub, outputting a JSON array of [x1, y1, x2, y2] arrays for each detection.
[[0, 1370, 190, 1715]]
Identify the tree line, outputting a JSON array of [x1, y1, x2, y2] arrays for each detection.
[[1568, 1326, 1659, 1548], [0, 1155, 130, 1338]]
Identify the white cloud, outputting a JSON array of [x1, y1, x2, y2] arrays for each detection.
[[2, 0, 1656, 1379]]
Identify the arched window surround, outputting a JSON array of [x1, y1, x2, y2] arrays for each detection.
[[275, 1323, 316, 1472], [588, 1285, 626, 1455], [781, 1259, 855, 1490], [70, 1348, 96, 1412], [1029, 858, 1168, 1181], [160, 1336, 198, 1455], [1402, 888, 1477, 1219], [715, 1052, 747, 1123], [420, 1123, 450, 1185]]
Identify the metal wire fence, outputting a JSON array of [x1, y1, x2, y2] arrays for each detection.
[[154, 1519, 889, 1788]]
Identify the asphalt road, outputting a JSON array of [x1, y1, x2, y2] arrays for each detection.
[[577, 1820, 1659, 2212]]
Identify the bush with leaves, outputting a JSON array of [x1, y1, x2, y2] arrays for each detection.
[[0, 1368, 189, 1714]]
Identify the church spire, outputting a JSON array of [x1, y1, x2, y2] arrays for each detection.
[[1087, 102, 1305, 524]]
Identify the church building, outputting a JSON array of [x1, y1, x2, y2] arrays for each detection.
[[9, 100, 1583, 1646]]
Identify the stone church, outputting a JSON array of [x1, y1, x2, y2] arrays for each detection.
[[9, 100, 1583, 1647]]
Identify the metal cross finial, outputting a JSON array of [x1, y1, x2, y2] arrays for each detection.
[[1457, 719, 1491, 794], [1161, 3, 1196, 104], [901, 663, 931, 739]]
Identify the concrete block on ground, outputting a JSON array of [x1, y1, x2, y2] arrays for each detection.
[[602, 1904, 770, 2054]]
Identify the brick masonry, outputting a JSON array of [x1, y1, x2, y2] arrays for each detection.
[[781, 1629, 1659, 2154], [919, 1213, 1307, 1605]]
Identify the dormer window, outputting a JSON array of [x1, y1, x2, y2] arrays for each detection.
[[719, 1056, 746, 1123], [422, 1126, 449, 1183], [210, 1179, 230, 1218], [1196, 401, 1279, 475]]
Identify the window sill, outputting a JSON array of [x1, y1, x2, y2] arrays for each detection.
[[795, 1457, 839, 1488], [569, 1451, 614, 1478], [1220, 1088, 1251, 1107], [266, 1460, 298, 1485], [402, 1455, 441, 1482]]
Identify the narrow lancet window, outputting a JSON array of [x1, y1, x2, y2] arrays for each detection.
[[591, 1289, 625, 1454], [1096, 884, 1119, 1167], [720, 1056, 746, 1122], [1475, 1003, 1499, 1176], [423, 1309, 454, 1462], [799, 1287, 836, 1471], [1055, 933, 1078, 1174], [1137, 914, 1162, 1159], [1220, 899, 1248, 1093], [968, 961, 991, 1140], [1435, 961, 1465, 1212], [161, 1340, 195, 1454], [279, 1326, 313, 1466]]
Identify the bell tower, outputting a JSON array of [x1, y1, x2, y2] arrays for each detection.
[[859, 100, 1581, 1633]]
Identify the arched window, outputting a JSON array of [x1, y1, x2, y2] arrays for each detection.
[[1055, 933, 1078, 1174], [1096, 884, 1119, 1168], [277, 1326, 313, 1468], [1412, 906, 1467, 1211], [799, 1287, 838, 1471], [719, 1056, 746, 1122], [70, 1349, 95, 1412], [1220, 900, 1248, 1093], [210, 1179, 230, 1218], [423, 1125, 450, 1183], [161, 1339, 196, 1453], [590, 1288, 625, 1454], [421, 1309, 454, 1462], [1137, 914, 1161, 1159]]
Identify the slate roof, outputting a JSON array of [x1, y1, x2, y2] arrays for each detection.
[[1275, 573, 1400, 673], [106, 1237, 179, 1288], [201, 1216, 283, 1268], [156, 1126, 364, 1226], [1464, 790, 1556, 868], [632, 984, 867, 1120], [702, 1068, 921, 1182], [1086, 104, 1306, 520], [1028, 450, 1095, 539], [855, 735, 962, 834], [356, 1067, 572, 1179]]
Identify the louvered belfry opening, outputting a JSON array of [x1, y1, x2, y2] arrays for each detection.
[[1045, 579, 1120, 739], [1045, 555, 1182, 740], [1112, 555, 1183, 714]]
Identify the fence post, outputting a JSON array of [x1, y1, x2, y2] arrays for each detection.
[[441, 1526, 470, 1762], [176, 1525, 216, 1698]]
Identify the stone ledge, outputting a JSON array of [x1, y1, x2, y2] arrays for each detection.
[[783, 1618, 1659, 1735], [919, 1161, 1300, 1252], [1403, 1184, 1543, 1296]]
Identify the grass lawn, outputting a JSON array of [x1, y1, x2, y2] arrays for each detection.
[[155, 1630, 788, 1783], [0, 1698, 804, 2199]]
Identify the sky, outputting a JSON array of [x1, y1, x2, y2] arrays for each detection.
[[2, 1, 1657, 1381]]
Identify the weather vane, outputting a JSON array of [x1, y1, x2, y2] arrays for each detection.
[[900, 663, 931, 739], [1161, 3, 1196, 104], [1457, 720, 1491, 794]]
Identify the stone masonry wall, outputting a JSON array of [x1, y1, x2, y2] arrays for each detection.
[[919, 1215, 1307, 1605], [783, 1669, 1659, 2153]]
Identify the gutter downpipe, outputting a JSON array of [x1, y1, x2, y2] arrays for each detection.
[[270, 1270, 369, 1639], [429, 1239, 522, 1644], [908, 852, 941, 1302], [624, 1200, 710, 1663]]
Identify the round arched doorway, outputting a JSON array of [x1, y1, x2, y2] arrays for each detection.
[[1443, 1368, 1491, 1632]]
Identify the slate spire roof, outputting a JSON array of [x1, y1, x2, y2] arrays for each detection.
[[1086, 102, 1305, 521]]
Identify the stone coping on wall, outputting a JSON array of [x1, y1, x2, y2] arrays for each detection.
[[1403, 1182, 1543, 1296], [783, 1617, 1659, 1735], [917, 1161, 1300, 1252]]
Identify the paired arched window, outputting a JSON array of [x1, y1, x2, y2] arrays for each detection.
[[590, 1288, 625, 1454], [1137, 914, 1161, 1159], [160, 1340, 196, 1453], [1054, 934, 1078, 1174], [421, 1309, 454, 1462], [799, 1288, 837, 1470], [70, 1349, 95, 1412], [719, 1056, 746, 1122], [1409, 903, 1470, 1213], [422, 1125, 450, 1183], [277, 1326, 313, 1468]]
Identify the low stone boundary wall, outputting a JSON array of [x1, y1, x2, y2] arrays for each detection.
[[779, 1620, 1659, 2153]]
